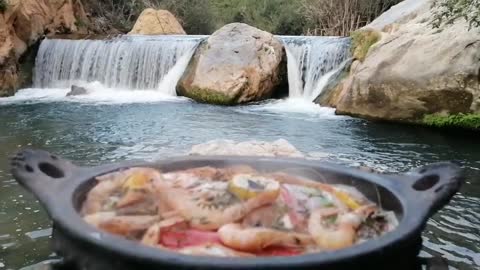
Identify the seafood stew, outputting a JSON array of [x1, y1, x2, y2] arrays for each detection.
[[81, 166, 399, 257]]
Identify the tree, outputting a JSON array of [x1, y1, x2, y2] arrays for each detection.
[[158, 0, 215, 34], [300, 0, 402, 36]]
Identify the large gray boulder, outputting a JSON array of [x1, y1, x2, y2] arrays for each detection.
[[177, 23, 285, 105], [331, 0, 480, 121]]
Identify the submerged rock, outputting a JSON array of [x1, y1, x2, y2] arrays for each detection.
[[67, 85, 89, 96], [129, 9, 186, 35], [177, 23, 285, 105], [331, 0, 480, 121], [189, 139, 305, 158]]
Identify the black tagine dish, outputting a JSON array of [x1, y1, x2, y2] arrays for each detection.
[[10, 149, 464, 270]]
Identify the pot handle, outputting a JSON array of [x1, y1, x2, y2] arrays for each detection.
[[10, 149, 82, 203], [399, 162, 464, 217]]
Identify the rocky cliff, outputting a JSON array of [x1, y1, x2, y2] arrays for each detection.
[[326, 0, 480, 123], [0, 0, 88, 96]]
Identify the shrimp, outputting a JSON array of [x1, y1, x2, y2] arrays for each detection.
[[81, 173, 125, 215], [179, 244, 254, 257], [272, 173, 369, 211], [84, 212, 159, 238], [242, 205, 283, 228], [163, 166, 258, 186], [81, 168, 163, 215], [218, 223, 314, 252], [308, 205, 377, 250], [270, 173, 336, 193], [141, 217, 186, 247], [154, 180, 279, 230]]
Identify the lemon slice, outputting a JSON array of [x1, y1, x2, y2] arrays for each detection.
[[333, 189, 361, 210], [228, 174, 280, 200], [123, 172, 150, 190]]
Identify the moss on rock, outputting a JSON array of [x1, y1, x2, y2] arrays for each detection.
[[351, 30, 381, 62], [423, 113, 480, 130], [180, 87, 235, 106]]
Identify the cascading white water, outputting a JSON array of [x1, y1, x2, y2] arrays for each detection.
[[280, 37, 351, 101], [33, 35, 349, 101], [34, 35, 205, 92]]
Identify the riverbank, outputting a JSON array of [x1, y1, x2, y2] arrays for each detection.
[[423, 114, 480, 131]]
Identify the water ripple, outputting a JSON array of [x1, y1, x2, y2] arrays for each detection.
[[0, 101, 478, 269]]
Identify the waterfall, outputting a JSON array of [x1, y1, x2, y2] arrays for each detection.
[[34, 35, 205, 92], [33, 35, 349, 100], [280, 37, 351, 101]]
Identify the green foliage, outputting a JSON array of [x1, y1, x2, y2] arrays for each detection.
[[300, 0, 402, 36], [351, 30, 381, 61], [83, 0, 146, 32], [211, 0, 305, 35], [158, 0, 215, 34], [0, 0, 7, 13], [432, 0, 480, 29], [423, 113, 480, 130], [84, 0, 404, 35]]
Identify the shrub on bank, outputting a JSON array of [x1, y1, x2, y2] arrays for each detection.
[[351, 30, 381, 61], [423, 113, 480, 130], [81, 0, 403, 35], [0, 0, 7, 13]]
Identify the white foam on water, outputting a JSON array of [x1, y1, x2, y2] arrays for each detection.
[[239, 98, 346, 119], [0, 83, 191, 106], [0, 88, 69, 104]]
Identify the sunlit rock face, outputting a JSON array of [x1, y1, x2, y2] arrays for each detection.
[[128, 9, 186, 35], [332, 0, 480, 121], [0, 0, 88, 96]]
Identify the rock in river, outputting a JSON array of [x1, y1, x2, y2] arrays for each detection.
[[189, 139, 305, 158], [67, 85, 89, 96], [177, 23, 285, 105], [330, 0, 480, 121]]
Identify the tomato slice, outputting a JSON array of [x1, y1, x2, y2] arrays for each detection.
[[160, 229, 221, 249], [257, 247, 302, 257]]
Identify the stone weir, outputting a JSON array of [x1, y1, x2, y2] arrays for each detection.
[[32, 28, 351, 102]]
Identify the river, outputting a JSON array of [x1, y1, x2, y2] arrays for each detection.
[[0, 90, 478, 269]]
